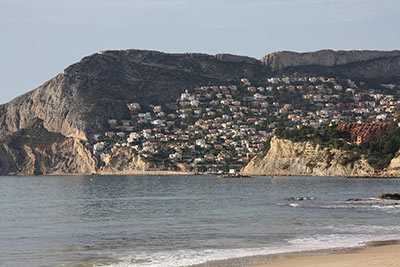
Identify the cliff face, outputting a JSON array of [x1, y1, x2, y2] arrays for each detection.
[[1, 49, 400, 143], [0, 119, 150, 175], [0, 138, 97, 175], [386, 154, 400, 175], [241, 137, 377, 177], [99, 145, 148, 174], [262, 49, 400, 71]]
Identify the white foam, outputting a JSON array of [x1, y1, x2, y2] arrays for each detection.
[[320, 198, 400, 213], [324, 225, 400, 234], [106, 231, 400, 267]]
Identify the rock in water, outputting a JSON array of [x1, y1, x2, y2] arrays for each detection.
[[377, 193, 400, 200]]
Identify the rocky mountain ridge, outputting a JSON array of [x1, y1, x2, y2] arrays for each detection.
[[261, 49, 400, 70], [1, 49, 400, 141]]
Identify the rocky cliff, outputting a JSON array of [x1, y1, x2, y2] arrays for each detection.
[[1, 49, 400, 142], [241, 136, 378, 177], [0, 120, 97, 175], [0, 119, 153, 175], [262, 49, 400, 71], [99, 145, 148, 174]]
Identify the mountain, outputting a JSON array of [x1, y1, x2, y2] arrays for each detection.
[[1, 48, 400, 176], [0, 49, 399, 140], [0, 50, 265, 140]]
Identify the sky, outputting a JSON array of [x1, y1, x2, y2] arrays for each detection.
[[1, 0, 399, 104]]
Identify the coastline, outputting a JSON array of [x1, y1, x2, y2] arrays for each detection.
[[8, 171, 196, 177], [96, 170, 196, 176], [8, 172, 400, 178], [241, 173, 400, 179], [190, 240, 400, 267]]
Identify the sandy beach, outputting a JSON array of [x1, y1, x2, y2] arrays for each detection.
[[252, 242, 400, 267]]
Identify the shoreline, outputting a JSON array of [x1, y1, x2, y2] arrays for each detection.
[[189, 240, 400, 267], [9, 171, 197, 177], [242, 173, 400, 179], [7, 172, 400, 178], [96, 170, 196, 176], [251, 240, 400, 267]]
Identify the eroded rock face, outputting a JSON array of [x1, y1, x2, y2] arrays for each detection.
[[99, 145, 147, 174], [261, 49, 400, 71], [0, 120, 149, 175], [0, 138, 97, 175], [386, 154, 400, 174], [241, 136, 376, 177]]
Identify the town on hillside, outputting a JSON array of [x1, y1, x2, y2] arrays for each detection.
[[88, 75, 400, 174]]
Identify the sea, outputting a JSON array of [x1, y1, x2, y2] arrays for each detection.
[[1, 175, 400, 267]]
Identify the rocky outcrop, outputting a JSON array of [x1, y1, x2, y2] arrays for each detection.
[[0, 119, 149, 175], [99, 145, 148, 174], [241, 137, 376, 177], [0, 138, 97, 175], [215, 53, 259, 64], [377, 193, 400, 200], [261, 49, 400, 71], [383, 153, 400, 178]]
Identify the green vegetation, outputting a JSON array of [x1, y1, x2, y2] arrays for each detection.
[[256, 136, 273, 159], [306, 161, 317, 169], [0, 118, 65, 149], [275, 125, 350, 144], [362, 127, 400, 169], [275, 123, 400, 170], [282, 163, 290, 170]]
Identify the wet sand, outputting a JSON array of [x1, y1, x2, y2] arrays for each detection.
[[252, 241, 400, 267], [190, 241, 400, 267]]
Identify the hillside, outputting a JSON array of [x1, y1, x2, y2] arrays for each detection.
[[242, 125, 400, 177], [0, 50, 264, 140], [1, 49, 400, 141], [1, 49, 400, 176], [241, 136, 377, 177]]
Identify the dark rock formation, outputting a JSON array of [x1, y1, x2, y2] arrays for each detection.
[[377, 193, 400, 200]]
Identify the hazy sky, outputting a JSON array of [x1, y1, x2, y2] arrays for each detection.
[[1, 0, 399, 104]]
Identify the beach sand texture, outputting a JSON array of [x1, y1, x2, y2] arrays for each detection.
[[252, 244, 400, 267]]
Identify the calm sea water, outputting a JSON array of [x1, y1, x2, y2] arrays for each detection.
[[1, 175, 400, 267]]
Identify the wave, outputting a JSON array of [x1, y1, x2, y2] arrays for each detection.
[[321, 198, 400, 213], [107, 232, 400, 267], [286, 196, 315, 201]]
